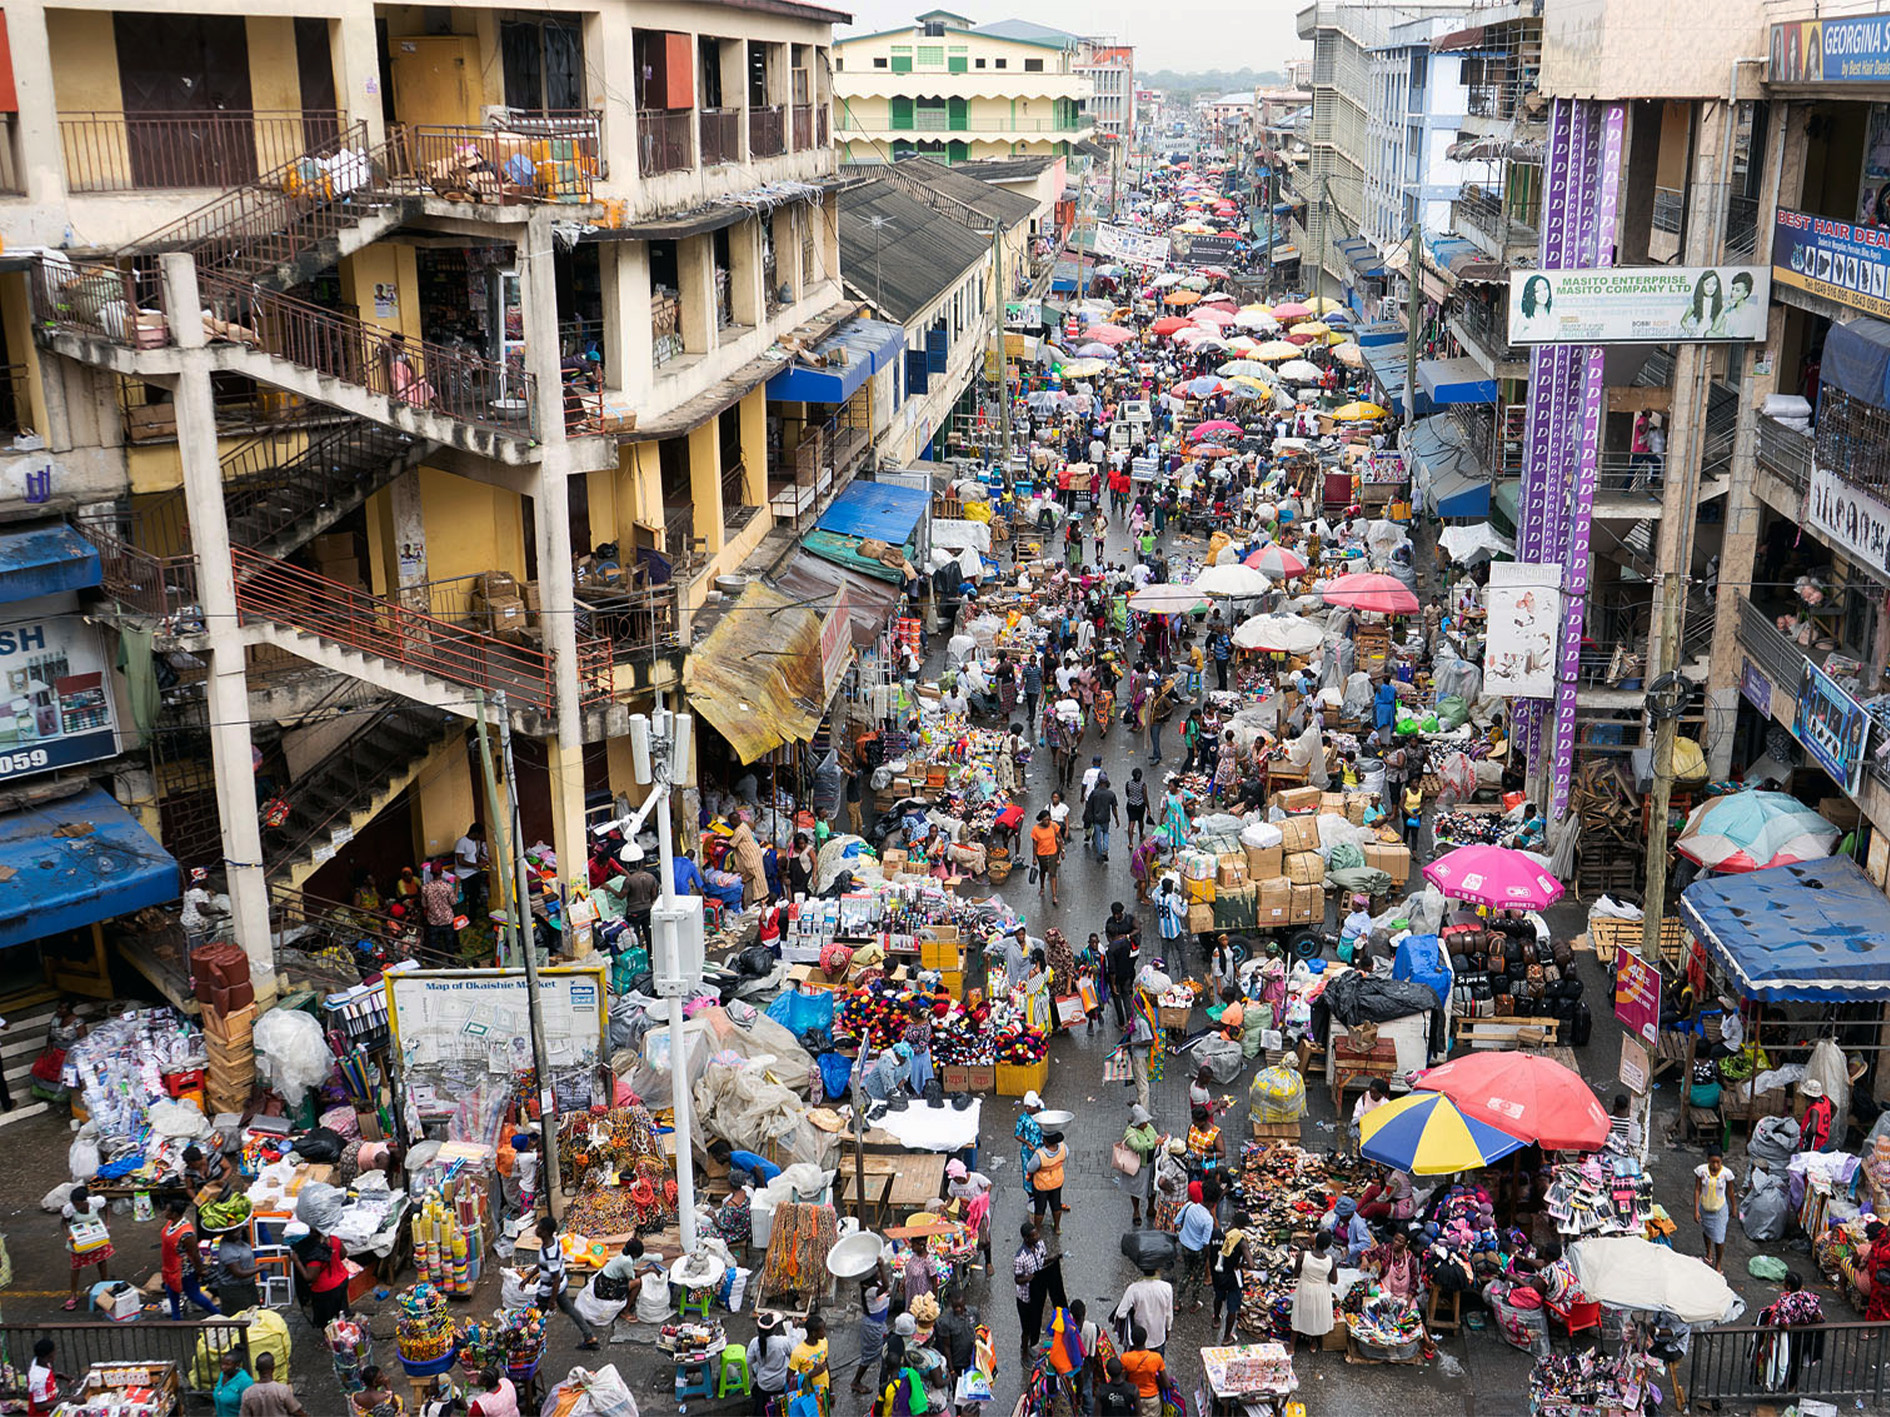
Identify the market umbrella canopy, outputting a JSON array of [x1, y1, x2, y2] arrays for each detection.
[[1232, 613, 1323, 654], [1359, 1091, 1528, 1175], [1567, 1237, 1744, 1324], [1194, 419, 1244, 437], [1251, 340, 1303, 361], [1332, 401, 1388, 421], [1191, 306, 1238, 326], [1175, 376, 1231, 398], [1423, 843, 1566, 910], [1414, 1052, 1609, 1152], [1086, 323, 1133, 345], [1062, 358, 1109, 378], [1321, 571, 1420, 614], [1676, 789, 1841, 873], [1328, 341, 1364, 367], [1192, 563, 1272, 599], [1164, 290, 1202, 306], [1074, 342, 1119, 360], [1245, 545, 1309, 579], [1276, 360, 1324, 382], [1272, 301, 1312, 320], [1289, 321, 1332, 338], [1151, 315, 1193, 336], [1129, 583, 1210, 614]]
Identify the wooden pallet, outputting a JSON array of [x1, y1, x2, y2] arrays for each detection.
[[1453, 1017, 1561, 1052], [1575, 850, 1642, 901], [1583, 915, 1686, 969], [1251, 1119, 1303, 1141]]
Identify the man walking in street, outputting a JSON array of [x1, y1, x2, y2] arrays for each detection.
[[1085, 773, 1120, 863]]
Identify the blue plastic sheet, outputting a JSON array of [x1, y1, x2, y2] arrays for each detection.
[[1392, 933, 1450, 1009], [1681, 854, 1890, 1001]]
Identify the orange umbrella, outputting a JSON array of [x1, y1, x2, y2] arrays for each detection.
[[1163, 291, 1202, 306]]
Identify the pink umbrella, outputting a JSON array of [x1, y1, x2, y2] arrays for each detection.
[[1198, 293, 1238, 308], [1245, 544, 1308, 578], [1191, 307, 1238, 326], [1086, 323, 1133, 346], [1422, 844, 1565, 911], [1273, 301, 1312, 320], [1195, 420, 1243, 437], [1321, 572, 1419, 615]]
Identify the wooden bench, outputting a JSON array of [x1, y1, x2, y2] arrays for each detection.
[[1453, 1017, 1561, 1053]]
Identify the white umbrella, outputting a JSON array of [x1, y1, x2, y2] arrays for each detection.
[[1278, 360, 1323, 382], [1129, 583, 1209, 614], [1192, 563, 1272, 598], [1438, 523, 1516, 564], [1233, 614, 1325, 654], [1568, 1237, 1744, 1325]]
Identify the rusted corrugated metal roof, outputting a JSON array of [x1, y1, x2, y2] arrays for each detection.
[[682, 581, 832, 763]]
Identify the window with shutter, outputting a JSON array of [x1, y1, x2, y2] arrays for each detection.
[[926, 327, 947, 373], [948, 140, 968, 163], [890, 96, 914, 130], [948, 48, 968, 74], [890, 46, 913, 74], [947, 97, 967, 130], [906, 348, 930, 394]]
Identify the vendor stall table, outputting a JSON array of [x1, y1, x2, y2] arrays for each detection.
[[1199, 1343, 1297, 1417], [1331, 1034, 1399, 1112], [837, 1152, 947, 1226]]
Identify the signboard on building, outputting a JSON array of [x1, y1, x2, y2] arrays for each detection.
[[0, 592, 120, 785], [1613, 950, 1661, 1048], [1742, 659, 1774, 717], [1796, 660, 1872, 793], [1770, 13, 1890, 84], [1170, 232, 1241, 268], [1094, 222, 1169, 266], [1363, 451, 1407, 485], [1807, 460, 1890, 584], [1773, 207, 1890, 319], [1484, 563, 1563, 700], [386, 968, 608, 1068], [1004, 300, 1043, 330], [1508, 266, 1770, 344]]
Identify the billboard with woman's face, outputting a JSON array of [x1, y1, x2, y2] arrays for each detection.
[[1507, 266, 1770, 344]]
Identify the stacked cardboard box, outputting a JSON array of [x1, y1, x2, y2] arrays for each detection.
[[1289, 884, 1323, 924], [203, 1003, 255, 1115], [1364, 841, 1412, 888], [1285, 852, 1323, 886], [1217, 852, 1248, 889], [1272, 786, 1322, 814], [470, 570, 529, 641], [1278, 816, 1320, 854], [1257, 877, 1293, 927], [1244, 843, 1284, 879]]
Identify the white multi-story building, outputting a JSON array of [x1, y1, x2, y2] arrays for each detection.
[[1363, 17, 1474, 255]]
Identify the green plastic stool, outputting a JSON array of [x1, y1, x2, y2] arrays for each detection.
[[717, 1343, 752, 1398], [678, 1285, 713, 1318]]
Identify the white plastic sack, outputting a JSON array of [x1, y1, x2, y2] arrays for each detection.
[[501, 1267, 533, 1312], [293, 1182, 345, 1234], [1589, 895, 1643, 922], [1740, 1169, 1790, 1241], [542, 1363, 640, 1417], [1240, 821, 1285, 850], [253, 1008, 333, 1110], [148, 1099, 216, 1139], [1196, 1036, 1244, 1084], [1804, 1037, 1852, 1128], [572, 1281, 629, 1328], [68, 1130, 101, 1183]]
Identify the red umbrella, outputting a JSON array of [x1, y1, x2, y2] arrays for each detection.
[[1245, 544, 1308, 578], [1414, 1052, 1610, 1152], [1192, 444, 1235, 457], [1086, 323, 1133, 345], [1151, 315, 1192, 336], [1321, 572, 1419, 614]]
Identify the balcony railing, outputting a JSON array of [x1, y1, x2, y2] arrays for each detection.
[[637, 109, 693, 176], [1652, 184, 1685, 235], [1725, 193, 1760, 260], [409, 123, 597, 202], [30, 258, 161, 348], [792, 103, 815, 151], [59, 109, 344, 194], [1453, 188, 1537, 250], [1757, 413, 1812, 492], [751, 105, 786, 158], [700, 108, 742, 167], [1689, 1320, 1890, 1409], [1450, 301, 1522, 366]]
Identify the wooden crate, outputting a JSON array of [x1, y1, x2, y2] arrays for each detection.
[[1586, 915, 1685, 969], [1453, 1017, 1561, 1053], [1251, 1119, 1302, 1142], [203, 1003, 255, 1043]]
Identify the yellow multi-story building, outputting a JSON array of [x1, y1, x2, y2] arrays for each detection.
[[0, 0, 871, 995], [832, 8, 1093, 164]]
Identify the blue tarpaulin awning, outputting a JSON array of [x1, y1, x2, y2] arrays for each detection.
[[0, 522, 100, 604], [1681, 855, 1890, 1002], [1820, 315, 1890, 412], [1363, 346, 1433, 418], [1418, 356, 1499, 405], [1411, 413, 1489, 518], [0, 785, 178, 949], [765, 319, 907, 405], [1354, 321, 1405, 349], [816, 480, 930, 546], [1334, 236, 1387, 278]]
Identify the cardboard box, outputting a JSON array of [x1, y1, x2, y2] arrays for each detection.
[[1217, 859, 1247, 888], [1289, 883, 1323, 925], [921, 938, 962, 969], [313, 533, 356, 563], [1364, 841, 1411, 887], [1285, 851, 1323, 886], [522, 580, 542, 614], [1184, 873, 1215, 905], [318, 556, 362, 587], [474, 570, 519, 601], [1256, 877, 1293, 926], [1245, 843, 1284, 879], [882, 849, 908, 878], [940, 970, 963, 997], [966, 1064, 997, 1091], [1345, 793, 1373, 826], [941, 1064, 971, 1092], [1188, 902, 1216, 933], [1274, 785, 1322, 813], [1279, 816, 1321, 854], [125, 402, 178, 440], [1321, 792, 1347, 815]]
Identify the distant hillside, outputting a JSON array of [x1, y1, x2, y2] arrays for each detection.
[[1142, 68, 1288, 96]]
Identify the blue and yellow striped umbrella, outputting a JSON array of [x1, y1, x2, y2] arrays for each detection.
[[1358, 1090, 1528, 1175]]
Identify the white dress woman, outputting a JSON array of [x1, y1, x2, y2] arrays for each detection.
[[1290, 1235, 1337, 1345]]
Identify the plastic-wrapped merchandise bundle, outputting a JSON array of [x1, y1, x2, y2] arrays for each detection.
[[1249, 1062, 1308, 1122], [395, 1283, 457, 1370], [409, 1192, 482, 1295]]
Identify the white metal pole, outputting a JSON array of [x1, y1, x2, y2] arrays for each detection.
[[654, 727, 699, 1249]]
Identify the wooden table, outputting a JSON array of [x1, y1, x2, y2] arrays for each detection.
[[835, 1152, 947, 1227], [1330, 1036, 1400, 1113]]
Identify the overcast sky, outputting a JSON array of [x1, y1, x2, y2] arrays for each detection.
[[835, 0, 1310, 76]]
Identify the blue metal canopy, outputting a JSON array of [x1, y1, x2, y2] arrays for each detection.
[[816, 480, 930, 545], [1681, 854, 1890, 1002], [0, 785, 179, 949], [0, 522, 101, 604], [1418, 357, 1499, 405], [765, 320, 907, 405]]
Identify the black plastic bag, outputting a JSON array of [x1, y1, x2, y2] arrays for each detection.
[[1121, 1230, 1179, 1272]]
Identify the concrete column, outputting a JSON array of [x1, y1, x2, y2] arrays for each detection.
[[334, 1, 387, 148], [516, 213, 589, 892], [388, 469, 429, 612], [730, 218, 764, 328], [680, 234, 716, 353], [160, 255, 273, 984]]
